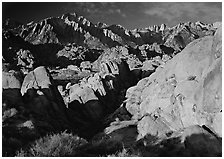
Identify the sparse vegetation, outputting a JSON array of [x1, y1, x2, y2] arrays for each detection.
[[16, 131, 88, 157], [107, 147, 139, 157]]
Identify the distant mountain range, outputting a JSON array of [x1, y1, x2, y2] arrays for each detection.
[[3, 12, 219, 50]]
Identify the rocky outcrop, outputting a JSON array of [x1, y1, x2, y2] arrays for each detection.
[[135, 125, 221, 157], [179, 125, 221, 156], [2, 70, 36, 156], [66, 83, 103, 119], [2, 70, 22, 89], [80, 61, 92, 72], [163, 21, 216, 51], [21, 66, 70, 125], [56, 44, 102, 67], [16, 49, 34, 73], [2, 70, 23, 111], [2, 66, 78, 156], [125, 25, 222, 139], [61, 51, 139, 138]]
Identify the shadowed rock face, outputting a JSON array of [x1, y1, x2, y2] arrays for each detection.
[[21, 66, 71, 125], [3, 66, 82, 156], [2, 70, 23, 111], [124, 24, 222, 139], [63, 58, 138, 138], [132, 125, 221, 157]]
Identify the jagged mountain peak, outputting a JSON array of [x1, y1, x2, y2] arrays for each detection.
[[61, 12, 78, 19], [95, 22, 108, 28], [4, 11, 219, 52]]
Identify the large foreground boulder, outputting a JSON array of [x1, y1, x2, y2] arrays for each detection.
[[137, 125, 221, 157], [2, 70, 38, 156], [21, 66, 71, 130], [67, 83, 103, 122], [125, 25, 222, 139], [2, 70, 23, 110]]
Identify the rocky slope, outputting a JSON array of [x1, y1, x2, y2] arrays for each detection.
[[2, 12, 222, 157], [101, 24, 222, 157], [123, 24, 222, 141]]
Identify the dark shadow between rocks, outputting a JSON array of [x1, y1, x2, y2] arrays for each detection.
[[134, 132, 222, 157], [71, 126, 138, 157]]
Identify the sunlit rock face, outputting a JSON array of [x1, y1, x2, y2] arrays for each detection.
[[64, 53, 138, 129], [2, 70, 23, 111], [125, 24, 222, 139]]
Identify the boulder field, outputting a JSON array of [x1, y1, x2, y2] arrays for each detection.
[[2, 13, 222, 156]]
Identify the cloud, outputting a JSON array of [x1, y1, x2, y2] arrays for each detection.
[[108, 8, 126, 17], [143, 2, 222, 26], [56, 2, 221, 29], [62, 2, 126, 19]]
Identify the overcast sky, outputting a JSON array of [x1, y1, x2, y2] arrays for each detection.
[[2, 2, 222, 29]]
